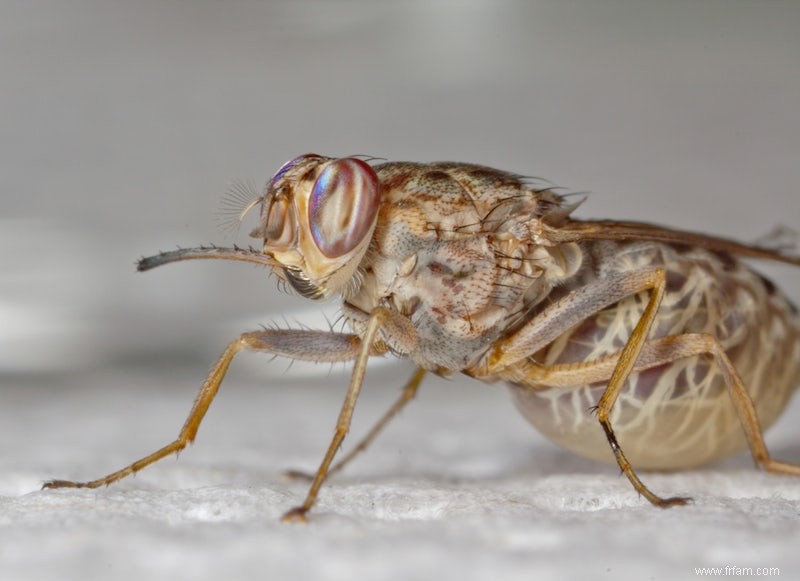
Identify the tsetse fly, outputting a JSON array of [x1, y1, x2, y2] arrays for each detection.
[[44, 154, 800, 522]]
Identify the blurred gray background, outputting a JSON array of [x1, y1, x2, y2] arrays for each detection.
[[2, 0, 798, 375]]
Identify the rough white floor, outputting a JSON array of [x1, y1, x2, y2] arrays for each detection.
[[1, 364, 798, 581]]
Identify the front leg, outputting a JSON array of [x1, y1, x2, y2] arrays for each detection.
[[43, 329, 366, 490]]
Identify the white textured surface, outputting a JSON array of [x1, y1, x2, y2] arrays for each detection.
[[1, 366, 799, 580]]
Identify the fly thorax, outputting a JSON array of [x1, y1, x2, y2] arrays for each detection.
[[363, 236, 526, 369]]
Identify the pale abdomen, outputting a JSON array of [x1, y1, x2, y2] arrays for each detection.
[[510, 242, 800, 469]]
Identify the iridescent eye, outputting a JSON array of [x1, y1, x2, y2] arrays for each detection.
[[308, 158, 380, 258]]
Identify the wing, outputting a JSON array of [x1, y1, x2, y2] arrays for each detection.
[[543, 219, 800, 267]]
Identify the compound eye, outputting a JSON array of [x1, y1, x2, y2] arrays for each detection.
[[308, 158, 380, 258]]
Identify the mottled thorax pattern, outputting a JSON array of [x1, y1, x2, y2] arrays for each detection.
[[344, 162, 582, 372]]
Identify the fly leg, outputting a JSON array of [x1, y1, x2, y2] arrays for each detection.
[[327, 367, 426, 478], [285, 367, 426, 481], [665, 335, 800, 477], [589, 267, 685, 506], [282, 307, 419, 522], [474, 268, 692, 506], [42, 329, 366, 490]]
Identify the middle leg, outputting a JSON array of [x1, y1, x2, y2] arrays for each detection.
[[285, 367, 427, 481]]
